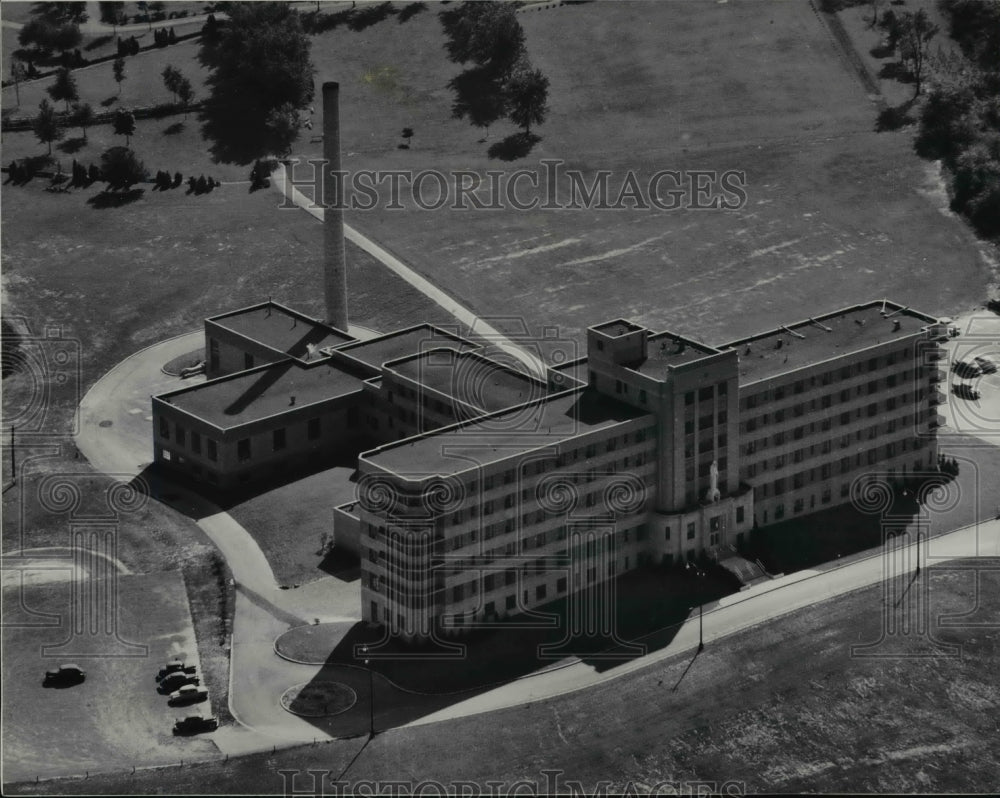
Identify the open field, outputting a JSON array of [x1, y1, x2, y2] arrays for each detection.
[[289, 0, 995, 343], [7, 557, 998, 793], [1, 570, 219, 783]]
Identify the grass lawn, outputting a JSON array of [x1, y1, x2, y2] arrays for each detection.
[[8, 557, 998, 793], [1, 570, 218, 783], [287, 0, 995, 346], [225, 464, 362, 587]]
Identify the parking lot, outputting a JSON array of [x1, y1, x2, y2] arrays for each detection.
[[1, 570, 219, 782], [941, 313, 1000, 445]]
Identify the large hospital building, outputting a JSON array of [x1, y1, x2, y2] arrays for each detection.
[[150, 82, 948, 641], [152, 298, 947, 640]]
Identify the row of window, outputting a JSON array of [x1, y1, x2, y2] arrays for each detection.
[[754, 444, 929, 498], [743, 419, 925, 474], [740, 349, 916, 409], [158, 415, 324, 463]]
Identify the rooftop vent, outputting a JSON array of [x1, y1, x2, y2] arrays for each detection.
[[776, 338, 783, 349], [892, 319, 901, 331], [290, 395, 296, 406]]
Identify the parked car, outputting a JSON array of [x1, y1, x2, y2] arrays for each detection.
[[43, 664, 86, 686], [168, 684, 208, 706], [974, 355, 997, 374], [158, 671, 200, 693], [173, 715, 218, 735], [953, 360, 982, 378], [157, 660, 196, 681], [952, 382, 981, 401]]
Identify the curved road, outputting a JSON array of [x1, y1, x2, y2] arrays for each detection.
[[75, 330, 1000, 760]]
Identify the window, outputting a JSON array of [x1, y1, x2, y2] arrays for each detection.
[[273, 428, 286, 451], [665, 525, 671, 541], [536, 584, 547, 601], [209, 339, 220, 371], [207, 439, 217, 462], [237, 438, 251, 462], [506, 595, 516, 610], [557, 577, 567, 593], [639, 389, 647, 404], [176, 426, 186, 447], [736, 507, 744, 524], [710, 516, 721, 531], [191, 431, 201, 455], [686, 523, 696, 540], [596, 340, 604, 351], [159, 417, 170, 439], [685, 392, 695, 406]]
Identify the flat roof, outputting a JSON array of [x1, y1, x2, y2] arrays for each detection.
[[362, 389, 649, 476], [593, 319, 645, 337], [159, 359, 364, 428], [209, 302, 353, 362], [332, 325, 478, 370], [628, 331, 720, 377], [719, 301, 939, 384], [385, 348, 546, 414]]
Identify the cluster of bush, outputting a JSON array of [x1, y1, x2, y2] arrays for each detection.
[[187, 175, 221, 195], [69, 160, 103, 186], [6, 160, 40, 184], [153, 170, 184, 190], [152, 28, 180, 48], [937, 454, 961, 478], [913, 0, 1000, 239], [116, 36, 141, 57]]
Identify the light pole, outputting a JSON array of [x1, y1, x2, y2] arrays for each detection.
[[361, 646, 374, 739], [685, 562, 706, 652]]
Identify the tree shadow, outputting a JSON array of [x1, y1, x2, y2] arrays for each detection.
[[879, 61, 913, 82], [348, 1, 397, 31], [487, 132, 541, 161], [87, 188, 144, 209], [57, 136, 86, 154], [163, 121, 185, 135], [876, 98, 916, 132], [302, 8, 355, 33], [870, 42, 894, 59], [397, 2, 426, 23], [85, 34, 114, 51]]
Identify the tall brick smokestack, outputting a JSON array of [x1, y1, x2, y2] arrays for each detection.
[[322, 82, 348, 332]]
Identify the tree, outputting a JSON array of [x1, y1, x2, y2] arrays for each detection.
[[33, 98, 62, 156], [505, 67, 550, 135], [112, 56, 126, 95], [162, 64, 182, 102], [70, 101, 94, 141], [449, 66, 507, 139], [18, 17, 81, 55], [263, 103, 301, 158], [897, 9, 939, 97], [98, 1, 125, 33], [869, 0, 882, 28], [176, 77, 195, 116], [440, 2, 525, 75], [10, 60, 27, 107], [100, 146, 145, 191], [113, 108, 136, 147], [199, 2, 315, 163], [47, 66, 78, 112]]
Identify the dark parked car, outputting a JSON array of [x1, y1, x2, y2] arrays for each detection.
[[157, 660, 196, 681], [173, 715, 218, 735], [952, 360, 982, 378], [974, 355, 997, 374], [44, 664, 86, 686], [952, 382, 981, 400], [158, 671, 200, 693]]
